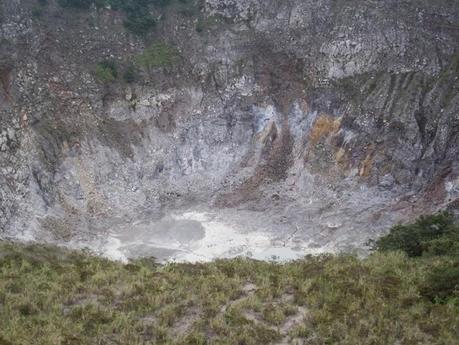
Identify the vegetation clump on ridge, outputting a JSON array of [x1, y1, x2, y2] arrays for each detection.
[[0, 213, 458, 344], [94, 60, 118, 83], [57, 0, 196, 35], [136, 42, 179, 70], [93, 42, 178, 84]]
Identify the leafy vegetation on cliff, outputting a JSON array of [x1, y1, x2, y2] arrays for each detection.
[[57, 0, 196, 35], [0, 214, 458, 344], [372, 211, 459, 258], [92, 42, 178, 84], [136, 42, 179, 70], [94, 60, 118, 83]]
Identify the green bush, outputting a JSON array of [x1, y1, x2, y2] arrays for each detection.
[[373, 212, 459, 303], [136, 42, 178, 70], [373, 212, 458, 257], [59, 0, 172, 36], [58, 0, 199, 36], [421, 262, 459, 303], [57, 0, 157, 35], [107, 0, 158, 36], [94, 60, 118, 83], [106, 0, 158, 36], [426, 235, 459, 256], [58, 0, 196, 36]]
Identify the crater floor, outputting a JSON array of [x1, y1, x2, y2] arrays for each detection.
[[102, 210, 329, 263]]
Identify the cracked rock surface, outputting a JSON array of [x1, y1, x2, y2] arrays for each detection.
[[0, 0, 458, 261]]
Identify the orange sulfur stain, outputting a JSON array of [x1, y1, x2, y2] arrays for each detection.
[[309, 115, 341, 145]]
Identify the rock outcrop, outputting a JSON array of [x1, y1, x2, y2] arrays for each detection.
[[0, 0, 458, 258]]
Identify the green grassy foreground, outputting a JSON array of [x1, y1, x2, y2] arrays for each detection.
[[0, 214, 458, 345]]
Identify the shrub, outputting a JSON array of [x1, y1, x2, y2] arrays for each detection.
[[426, 236, 459, 257], [57, 0, 190, 36], [421, 262, 459, 303], [136, 42, 178, 70], [373, 212, 458, 257], [94, 60, 117, 83], [57, 0, 181, 36]]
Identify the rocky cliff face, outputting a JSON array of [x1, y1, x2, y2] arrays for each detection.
[[0, 0, 458, 260]]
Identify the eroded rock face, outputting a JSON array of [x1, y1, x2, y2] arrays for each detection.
[[0, 0, 458, 260]]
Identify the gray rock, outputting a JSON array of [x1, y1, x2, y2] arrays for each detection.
[[0, 0, 457, 261]]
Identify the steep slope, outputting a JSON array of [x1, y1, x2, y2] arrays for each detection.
[[0, 0, 458, 260]]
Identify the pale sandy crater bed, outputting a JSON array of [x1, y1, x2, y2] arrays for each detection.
[[101, 211, 335, 263]]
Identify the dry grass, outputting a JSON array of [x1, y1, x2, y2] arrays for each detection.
[[0, 238, 457, 344]]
